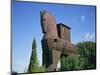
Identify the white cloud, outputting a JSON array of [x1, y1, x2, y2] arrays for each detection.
[[81, 15, 85, 23], [81, 32, 95, 41]]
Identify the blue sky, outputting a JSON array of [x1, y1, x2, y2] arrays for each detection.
[[12, 1, 96, 73]]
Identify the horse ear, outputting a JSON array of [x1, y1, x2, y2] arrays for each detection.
[[40, 11, 42, 14], [40, 10, 47, 15], [40, 10, 47, 33], [40, 11, 43, 15]]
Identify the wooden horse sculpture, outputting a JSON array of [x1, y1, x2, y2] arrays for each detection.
[[40, 10, 75, 71]]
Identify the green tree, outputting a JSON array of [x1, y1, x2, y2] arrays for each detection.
[[61, 41, 96, 71], [61, 54, 85, 71], [76, 41, 96, 69], [28, 38, 46, 73], [28, 38, 39, 72]]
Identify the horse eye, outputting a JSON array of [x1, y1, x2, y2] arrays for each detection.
[[43, 18, 46, 21], [54, 39, 57, 42]]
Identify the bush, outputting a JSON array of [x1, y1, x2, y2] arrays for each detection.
[[61, 54, 86, 71], [61, 41, 96, 71], [76, 41, 96, 69]]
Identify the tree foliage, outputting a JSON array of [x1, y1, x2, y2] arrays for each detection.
[[61, 54, 86, 71], [28, 38, 46, 73], [76, 41, 96, 69], [28, 38, 39, 72], [61, 41, 96, 71]]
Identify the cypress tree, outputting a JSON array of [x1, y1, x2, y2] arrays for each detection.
[[28, 38, 39, 72]]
